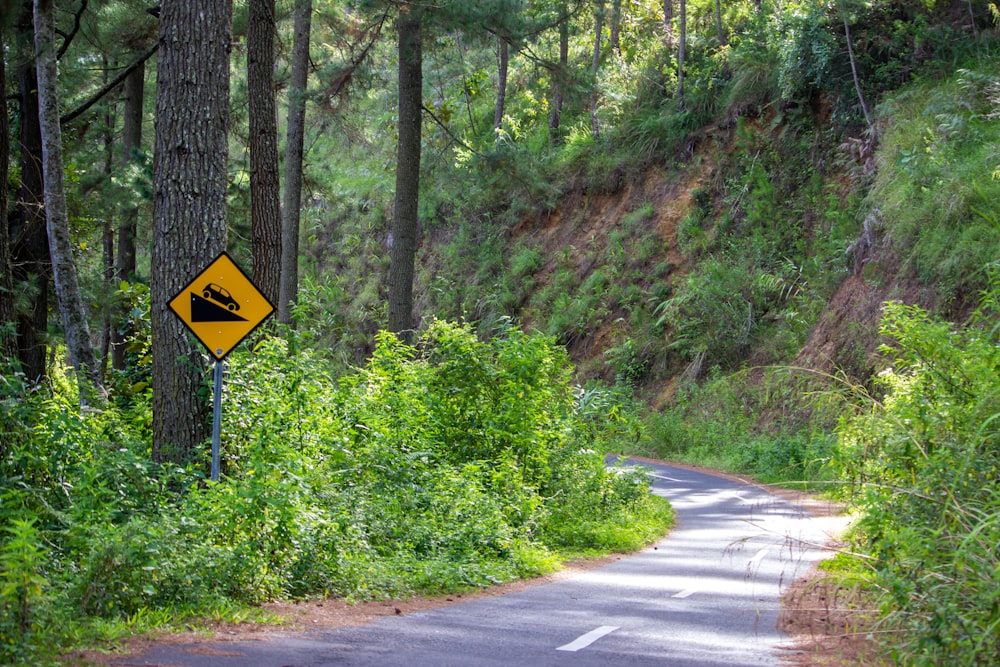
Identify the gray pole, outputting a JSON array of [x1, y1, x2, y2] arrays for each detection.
[[211, 358, 223, 481]]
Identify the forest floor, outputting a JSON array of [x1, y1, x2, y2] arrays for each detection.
[[67, 466, 881, 667]]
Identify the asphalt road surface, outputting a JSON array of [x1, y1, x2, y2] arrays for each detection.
[[114, 459, 846, 667]]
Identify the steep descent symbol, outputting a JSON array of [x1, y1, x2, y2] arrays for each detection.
[[167, 252, 275, 361], [191, 284, 248, 322]]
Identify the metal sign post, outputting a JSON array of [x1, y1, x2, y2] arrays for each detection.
[[168, 252, 275, 481], [211, 358, 224, 481]]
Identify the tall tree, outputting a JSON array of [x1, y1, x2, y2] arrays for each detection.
[[591, 0, 605, 139], [376, 0, 522, 335], [34, 0, 103, 403], [662, 0, 673, 49], [387, 5, 422, 338], [0, 18, 15, 365], [248, 0, 281, 304], [677, 0, 685, 110], [111, 59, 146, 371], [11, 2, 49, 385], [609, 0, 622, 55], [548, 3, 569, 141], [151, 0, 232, 463], [494, 36, 509, 134], [99, 54, 116, 375], [278, 0, 312, 324]]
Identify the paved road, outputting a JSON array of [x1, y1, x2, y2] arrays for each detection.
[[114, 460, 846, 667]]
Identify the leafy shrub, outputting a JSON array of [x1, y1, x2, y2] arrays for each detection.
[[0, 320, 672, 664], [834, 282, 1000, 665], [772, 4, 837, 103], [0, 519, 48, 664]]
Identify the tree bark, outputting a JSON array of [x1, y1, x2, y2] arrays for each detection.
[[678, 0, 686, 111], [610, 0, 622, 56], [548, 4, 568, 142], [151, 0, 232, 464], [662, 0, 673, 50], [111, 62, 145, 371], [494, 37, 508, 135], [34, 0, 103, 404], [248, 0, 282, 305], [12, 2, 49, 385], [591, 0, 605, 140], [278, 0, 312, 324], [387, 8, 422, 339], [0, 24, 16, 368]]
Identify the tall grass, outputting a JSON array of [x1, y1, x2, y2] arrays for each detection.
[[832, 275, 1000, 665]]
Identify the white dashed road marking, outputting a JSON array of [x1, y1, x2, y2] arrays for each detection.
[[647, 472, 683, 483], [556, 625, 620, 652]]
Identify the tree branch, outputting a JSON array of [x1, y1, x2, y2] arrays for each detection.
[[317, 10, 389, 113], [421, 103, 479, 156], [60, 44, 158, 125], [56, 0, 89, 61]]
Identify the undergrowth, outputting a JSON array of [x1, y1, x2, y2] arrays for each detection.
[[0, 320, 672, 665], [831, 277, 1000, 666]]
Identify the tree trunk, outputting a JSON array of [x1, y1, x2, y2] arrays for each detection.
[[841, 5, 873, 131], [678, 0, 686, 111], [278, 0, 312, 324], [248, 0, 282, 305], [610, 0, 622, 56], [387, 8, 422, 339], [662, 0, 673, 50], [715, 0, 725, 47], [12, 2, 49, 385], [494, 37, 508, 135], [548, 5, 568, 142], [591, 0, 605, 140], [151, 0, 232, 464], [100, 56, 115, 376], [34, 0, 103, 404], [0, 24, 16, 368], [111, 61, 145, 371]]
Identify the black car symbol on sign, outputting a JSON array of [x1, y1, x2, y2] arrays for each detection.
[[202, 283, 240, 311]]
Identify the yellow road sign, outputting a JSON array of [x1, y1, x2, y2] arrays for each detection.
[[168, 252, 275, 360]]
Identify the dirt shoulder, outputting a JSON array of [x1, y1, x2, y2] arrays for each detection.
[[622, 457, 883, 666], [67, 461, 877, 666], [66, 556, 623, 666]]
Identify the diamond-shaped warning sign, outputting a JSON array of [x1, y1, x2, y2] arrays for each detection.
[[168, 252, 275, 360]]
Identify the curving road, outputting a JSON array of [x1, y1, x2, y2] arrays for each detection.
[[114, 459, 847, 667]]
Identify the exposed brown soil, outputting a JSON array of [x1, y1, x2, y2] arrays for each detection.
[[777, 566, 885, 666]]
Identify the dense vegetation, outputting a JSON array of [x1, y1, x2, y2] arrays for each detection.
[[1, 320, 670, 664], [4, 0, 1000, 664]]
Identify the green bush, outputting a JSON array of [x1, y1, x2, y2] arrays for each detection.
[[834, 282, 1000, 666], [0, 320, 672, 664]]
